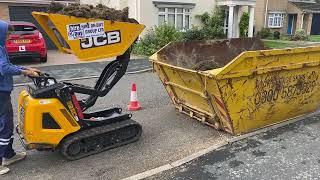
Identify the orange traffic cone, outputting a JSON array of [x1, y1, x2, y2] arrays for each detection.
[[128, 83, 141, 111]]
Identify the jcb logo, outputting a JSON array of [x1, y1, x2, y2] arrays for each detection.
[[80, 30, 121, 49]]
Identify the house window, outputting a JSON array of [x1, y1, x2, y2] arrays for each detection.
[[158, 7, 191, 30], [268, 13, 285, 28]]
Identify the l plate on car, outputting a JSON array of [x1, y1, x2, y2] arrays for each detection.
[[19, 46, 26, 52]]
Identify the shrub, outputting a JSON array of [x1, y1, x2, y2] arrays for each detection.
[[258, 28, 272, 39], [132, 30, 158, 56], [196, 8, 226, 39], [239, 12, 249, 37], [182, 27, 206, 41], [132, 24, 182, 56], [154, 23, 182, 46], [290, 29, 309, 41], [273, 31, 280, 39]]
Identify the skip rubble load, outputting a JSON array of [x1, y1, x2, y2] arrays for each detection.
[[48, 2, 137, 23]]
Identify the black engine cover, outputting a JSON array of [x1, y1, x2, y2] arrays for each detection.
[[27, 83, 65, 99]]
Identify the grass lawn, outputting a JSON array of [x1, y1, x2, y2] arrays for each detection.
[[263, 40, 297, 49], [263, 39, 320, 49], [310, 35, 320, 42]]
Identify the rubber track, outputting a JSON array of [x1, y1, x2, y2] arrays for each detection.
[[60, 119, 142, 160]]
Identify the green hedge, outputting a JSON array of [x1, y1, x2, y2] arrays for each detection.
[[132, 24, 182, 56]]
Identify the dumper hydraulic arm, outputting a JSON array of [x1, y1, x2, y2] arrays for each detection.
[[65, 48, 131, 111]]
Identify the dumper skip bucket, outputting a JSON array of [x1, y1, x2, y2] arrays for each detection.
[[150, 38, 320, 135], [32, 12, 145, 61]]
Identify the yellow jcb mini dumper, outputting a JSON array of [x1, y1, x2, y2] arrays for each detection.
[[16, 12, 145, 160]]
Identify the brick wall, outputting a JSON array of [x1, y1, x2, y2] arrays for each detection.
[[268, 0, 288, 12], [254, 0, 266, 32], [0, 3, 9, 21]]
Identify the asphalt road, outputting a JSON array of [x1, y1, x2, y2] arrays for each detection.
[[4, 72, 231, 180], [152, 114, 320, 180]]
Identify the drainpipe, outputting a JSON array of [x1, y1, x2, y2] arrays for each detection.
[[264, 0, 269, 28], [137, 0, 141, 22], [135, 0, 138, 20]]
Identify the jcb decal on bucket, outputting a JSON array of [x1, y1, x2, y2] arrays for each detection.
[[80, 30, 121, 49]]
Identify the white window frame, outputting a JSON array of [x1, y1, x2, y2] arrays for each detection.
[[158, 7, 191, 30], [268, 13, 285, 28]]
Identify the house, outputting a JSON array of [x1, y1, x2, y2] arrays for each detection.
[[0, 0, 78, 49], [255, 0, 320, 35], [80, 0, 216, 33], [1, 0, 317, 46], [217, 0, 256, 38], [80, 0, 256, 38]]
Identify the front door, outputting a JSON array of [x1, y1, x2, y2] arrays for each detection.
[[287, 14, 297, 35], [311, 13, 320, 35]]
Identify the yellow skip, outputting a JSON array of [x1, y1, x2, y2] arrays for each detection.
[[150, 38, 320, 135]]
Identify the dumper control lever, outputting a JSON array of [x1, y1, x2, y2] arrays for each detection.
[[28, 73, 57, 89]]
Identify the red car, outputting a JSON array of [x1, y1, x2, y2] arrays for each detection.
[[6, 21, 47, 62]]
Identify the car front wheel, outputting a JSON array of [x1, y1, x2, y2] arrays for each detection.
[[40, 55, 47, 63]]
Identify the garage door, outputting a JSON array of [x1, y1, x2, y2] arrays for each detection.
[[9, 6, 57, 50]]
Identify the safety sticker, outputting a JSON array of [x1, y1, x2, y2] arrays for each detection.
[[67, 21, 105, 40]]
